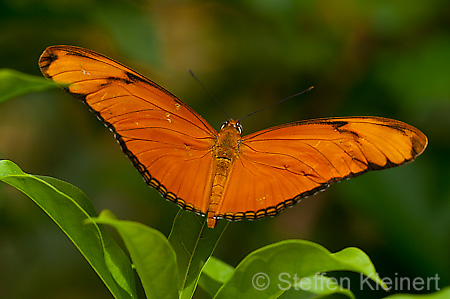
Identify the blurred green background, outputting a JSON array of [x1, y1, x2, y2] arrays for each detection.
[[0, 0, 449, 298]]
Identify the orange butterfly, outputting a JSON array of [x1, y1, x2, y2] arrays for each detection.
[[39, 45, 428, 228]]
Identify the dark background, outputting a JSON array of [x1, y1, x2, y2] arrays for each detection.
[[0, 0, 449, 298]]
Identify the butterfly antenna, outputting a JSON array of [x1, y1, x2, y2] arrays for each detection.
[[238, 86, 314, 122], [189, 69, 231, 120]]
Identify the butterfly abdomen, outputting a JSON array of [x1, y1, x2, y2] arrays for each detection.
[[207, 120, 242, 228]]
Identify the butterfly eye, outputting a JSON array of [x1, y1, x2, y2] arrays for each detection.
[[220, 121, 229, 130], [236, 122, 243, 134]]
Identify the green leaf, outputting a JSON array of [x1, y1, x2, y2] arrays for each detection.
[[199, 257, 235, 297], [168, 209, 228, 299], [203, 256, 235, 283], [214, 239, 387, 298], [0, 160, 137, 299], [0, 69, 56, 102], [383, 286, 450, 299], [92, 210, 180, 299]]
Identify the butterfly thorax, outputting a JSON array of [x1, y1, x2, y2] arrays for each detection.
[[206, 119, 242, 228], [215, 119, 242, 157]]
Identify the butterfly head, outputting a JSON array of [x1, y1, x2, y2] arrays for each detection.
[[220, 119, 243, 135]]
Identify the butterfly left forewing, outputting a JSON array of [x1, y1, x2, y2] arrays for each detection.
[[39, 46, 215, 136], [215, 116, 427, 221]]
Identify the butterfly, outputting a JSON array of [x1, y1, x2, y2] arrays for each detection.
[[39, 45, 428, 228]]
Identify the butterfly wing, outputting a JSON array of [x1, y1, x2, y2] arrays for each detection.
[[215, 116, 427, 220], [39, 45, 217, 215]]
